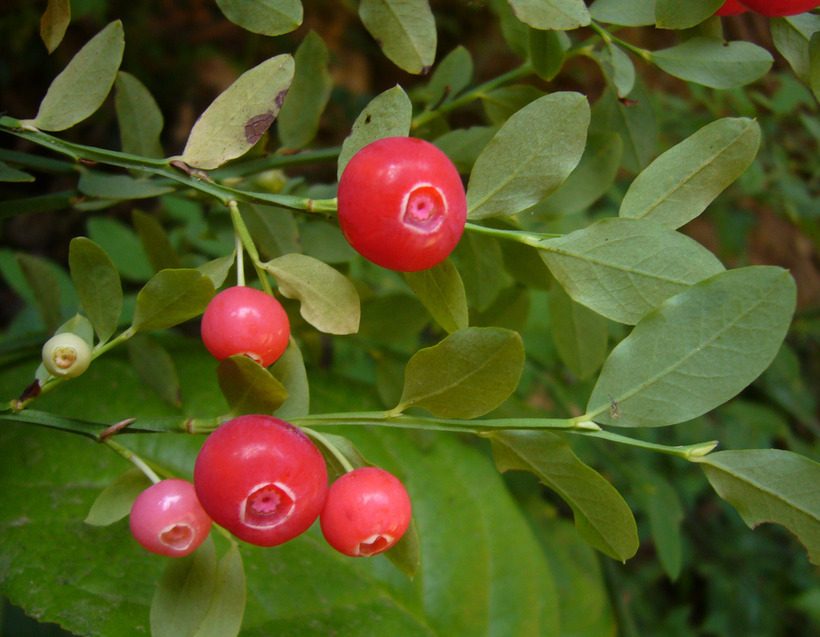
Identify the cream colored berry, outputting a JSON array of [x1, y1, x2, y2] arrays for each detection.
[[42, 333, 92, 378]]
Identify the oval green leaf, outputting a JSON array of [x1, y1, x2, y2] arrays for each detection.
[[182, 54, 295, 170], [192, 545, 245, 637], [539, 217, 726, 325], [508, 0, 591, 30], [131, 269, 215, 333], [40, 0, 71, 53], [549, 283, 608, 380], [359, 0, 437, 74], [215, 0, 302, 36], [655, 0, 722, 30], [466, 92, 590, 219], [271, 339, 310, 420], [217, 355, 289, 416], [16, 252, 63, 334], [586, 266, 797, 427], [589, 0, 655, 26], [403, 259, 468, 334], [115, 71, 164, 160], [84, 467, 152, 527], [132, 209, 181, 273], [127, 334, 182, 407], [29, 20, 124, 131], [396, 327, 525, 418]]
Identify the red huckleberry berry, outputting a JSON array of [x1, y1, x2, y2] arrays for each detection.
[[193, 415, 328, 547], [129, 479, 212, 557], [739, 0, 819, 15], [337, 136, 467, 272], [320, 467, 412, 557], [201, 286, 290, 367], [715, 0, 747, 15]]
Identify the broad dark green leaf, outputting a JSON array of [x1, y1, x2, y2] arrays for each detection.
[[128, 334, 182, 407], [589, 0, 655, 26], [489, 430, 639, 561], [467, 92, 590, 219], [509, 0, 590, 30], [263, 253, 360, 335], [115, 71, 164, 160], [217, 355, 289, 416], [337, 85, 412, 180], [470, 285, 531, 333], [84, 467, 152, 527], [40, 0, 70, 53], [587, 266, 797, 427], [16, 253, 62, 334], [132, 209, 181, 272], [421, 45, 473, 108], [0, 161, 34, 182], [28, 21, 124, 131], [215, 0, 302, 36], [396, 327, 525, 418], [182, 54, 294, 169], [192, 545, 245, 637], [650, 37, 773, 89], [150, 536, 217, 637], [277, 31, 332, 150], [359, 0, 437, 74], [619, 117, 761, 228], [655, 0, 722, 29], [770, 14, 820, 83], [404, 259, 469, 334], [539, 217, 725, 325], [454, 231, 511, 311], [549, 283, 608, 379], [271, 339, 310, 420], [697, 449, 820, 566], [86, 217, 154, 282], [131, 269, 215, 333], [358, 294, 429, 344]]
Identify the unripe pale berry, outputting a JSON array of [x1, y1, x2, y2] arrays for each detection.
[[41, 332, 92, 378], [193, 415, 328, 547], [129, 479, 212, 557], [715, 0, 747, 15], [201, 286, 290, 367], [320, 467, 412, 557], [739, 0, 819, 16], [337, 137, 467, 272]]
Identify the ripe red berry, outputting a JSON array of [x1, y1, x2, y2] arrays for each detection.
[[201, 286, 290, 367], [320, 467, 412, 557], [739, 0, 819, 15], [193, 415, 328, 547], [337, 137, 467, 272], [715, 0, 748, 15], [129, 479, 212, 557]]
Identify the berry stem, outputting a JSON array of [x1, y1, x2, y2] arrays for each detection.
[[300, 426, 357, 474], [103, 438, 162, 484], [228, 201, 273, 295], [464, 222, 561, 246]]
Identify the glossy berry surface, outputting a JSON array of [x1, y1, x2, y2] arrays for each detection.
[[739, 0, 819, 15], [337, 136, 467, 272], [715, 0, 747, 15], [194, 415, 328, 547], [129, 479, 212, 557], [201, 286, 290, 367], [320, 467, 412, 557], [41, 332, 92, 378]]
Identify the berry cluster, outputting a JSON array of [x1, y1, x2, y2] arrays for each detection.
[[130, 415, 412, 558], [716, 0, 820, 16]]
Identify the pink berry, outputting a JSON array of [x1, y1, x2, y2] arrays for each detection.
[[193, 415, 328, 547], [201, 286, 290, 367], [337, 137, 467, 272], [715, 0, 748, 15], [320, 467, 412, 557], [129, 479, 212, 557]]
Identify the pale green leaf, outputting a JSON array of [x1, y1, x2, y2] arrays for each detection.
[[271, 339, 310, 420], [589, 0, 655, 26], [16, 253, 62, 334], [619, 117, 761, 228], [529, 28, 568, 81], [40, 0, 71, 53], [127, 334, 182, 407], [467, 92, 590, 219], [508, 0, 590, 30], [359, 0, 437, 74], [480, 85, 545, 125], [598, 41, 635, 98], [86, 217, 153, 282], [131, 269, 215, 333], [29, 21, 124, 131], [421, 45, 473, 108], [655, 0, 723, 29], [215, 0, 302, 35], [549, 284, 608, 379], [68, 237, 122, 343], [539, 217, 725, 325], [770, 14, 820, 83], [182, 54, 294, 169], [192, 545, 245, 637], [115, 71, 164, 159], [433, 126, 497, 174], [217, 355, 289, 416], [84, 468, 152, 527], [587, 266, 797, 427], [197, 255, 235, 289], [404, 259, 469, 334]]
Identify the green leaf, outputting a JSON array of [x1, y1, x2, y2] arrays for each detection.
[[539, 217, 725, 325], [127, 334, 183, 407], [86, 216, 154, 282], [277, 31, 332, 150], [262, 253, 360, 335], [358, 294, 429, 344], [239, 203, 300, 261], [192, 545, 245, 637], [0, 161, 34, 182], [131, 269, 215, 333], [489, 430, 639, 561], [598, 41, 635, 98], [529, 28, 568, 81], [696, 449, 820, 566], [590, 81, 657, 173], [811, 32, 820, 102], [421, 45, 473, 108], [337, 85, 412, 180], [467, 92, 590, 219], [396, 327, 525, 418], [586, 266, 797, 427], [197, 255, 235, 289], [645, 477, 684, 580], [404, 259, 469, 334], [84, 467, 152, 527], [480, 85, 546, 125], [217, 355, 289, 416], [549, 283, 608, 379], [433, 126, 497, 174], [28, 21, 124, 131], [655, 0, 722, 29], [508, 0, 591, 30], [770, 14, 820, 83], [649, 37, 773, 89], [40, 0, 71, 53], [589, 0, 655, 26], [78, 171, 174, 201], [150, 536, 217, 637], [359, 0, 437, 74], [271, 339, 310, 420], [454, 232, 511, 311], [181, 54, 295, 169], [132, 209, 181, 272], [619, 117, 761, 229], [16, 253, 63, 334], [115, 71, 164, 159], [214, 0, 302, 36]]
